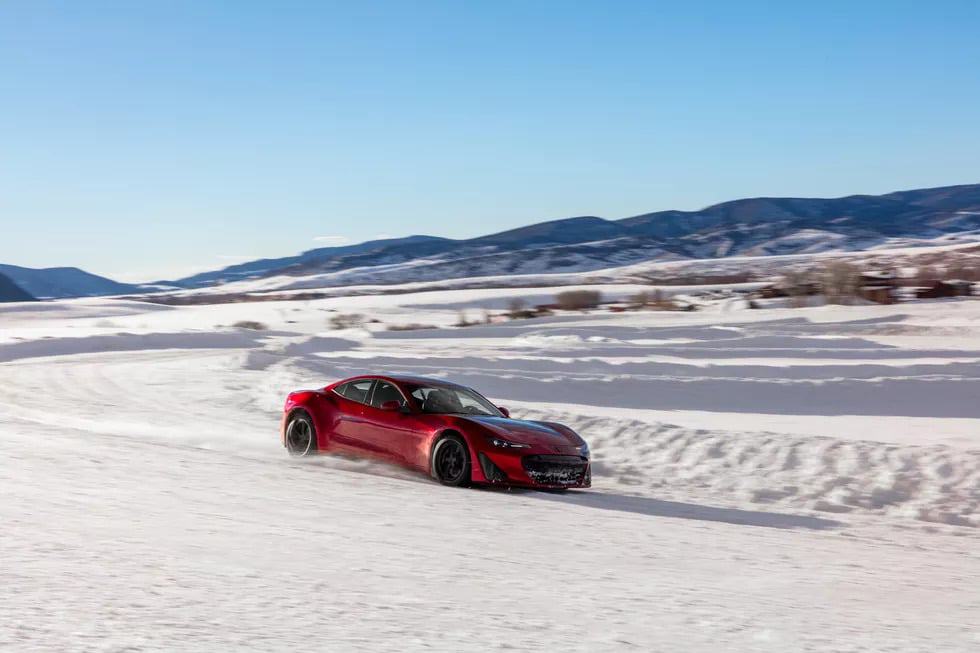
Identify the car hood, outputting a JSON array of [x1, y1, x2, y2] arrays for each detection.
[[460, 416, 580, 452]]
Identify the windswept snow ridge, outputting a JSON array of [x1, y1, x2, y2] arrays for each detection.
[[517, 409, 980, 527]]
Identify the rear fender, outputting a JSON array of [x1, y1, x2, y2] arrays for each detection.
[[284, 390, 335, 450]]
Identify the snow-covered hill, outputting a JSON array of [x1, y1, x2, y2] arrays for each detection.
[[0, 263, 140, 299], [165, 183, 980, 292], [6, 183, 978, 299], [148, 236, 975, 302]]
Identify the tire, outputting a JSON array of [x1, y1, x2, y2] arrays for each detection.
[[285, 412, 318, 457], [431, 434, 471, 487]]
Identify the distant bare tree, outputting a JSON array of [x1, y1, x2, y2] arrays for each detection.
[[946, 261, 980, 281], [820, 262, 861, 305], [556, 290, 602, 311], [630, 288, 673, 310], [916, 264, 941, 285], [507, 297, 527, 317], [781, 269, 814, 308], [629, 291, 650, 308]]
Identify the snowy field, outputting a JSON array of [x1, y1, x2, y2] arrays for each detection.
[[2, 289, 979, 651]]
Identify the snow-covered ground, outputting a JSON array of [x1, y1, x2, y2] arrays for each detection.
[[2, 289, 979, 651]]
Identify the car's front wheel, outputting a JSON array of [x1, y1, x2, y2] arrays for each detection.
[[285, 412, 318, 457], [431, 434, 471, 487]]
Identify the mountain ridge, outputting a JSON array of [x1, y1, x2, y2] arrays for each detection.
[[0, 264, 141, 299], [167, 183, 980, 289], [4, 183, 978, 297], [0, 272, 36, 303]]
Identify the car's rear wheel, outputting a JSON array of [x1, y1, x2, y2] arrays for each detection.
[[432, 434, 471, 487], [285, 413, 317, 457]]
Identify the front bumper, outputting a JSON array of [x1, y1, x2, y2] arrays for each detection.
[[474, 449, 591, 489]]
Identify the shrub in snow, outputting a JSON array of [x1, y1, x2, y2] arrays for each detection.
[[231, 320, 268, 330], [387, 323, 438, 331], [507, 299, 539, 320], [329, 313, 365, 330]]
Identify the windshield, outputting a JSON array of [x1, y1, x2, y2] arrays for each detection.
[[408, 384, 503, 417]]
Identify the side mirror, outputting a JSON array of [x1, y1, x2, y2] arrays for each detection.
[[497, 406, 510, 418], [380, 400, 401, 411]]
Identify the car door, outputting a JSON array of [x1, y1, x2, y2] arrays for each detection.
[[330, 379, 376, 452], [360, 381, 417, 463]]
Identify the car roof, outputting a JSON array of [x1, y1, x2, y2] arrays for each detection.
[[337, 374, 467, 389]]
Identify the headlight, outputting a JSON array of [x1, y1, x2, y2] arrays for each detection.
[[490, 438, 529, 449], [578, 442, 590, 458]]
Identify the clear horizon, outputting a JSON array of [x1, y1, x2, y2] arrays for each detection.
[[2, 1, 979, 282]]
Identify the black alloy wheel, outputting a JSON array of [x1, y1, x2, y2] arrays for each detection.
[[432, 435, 471, 487], [286, 414, 317, 457]]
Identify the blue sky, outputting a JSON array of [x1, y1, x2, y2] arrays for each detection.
[[2, 1, 979, 281]]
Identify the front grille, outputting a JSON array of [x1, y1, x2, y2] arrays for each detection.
[[522, 454, 588, 486]]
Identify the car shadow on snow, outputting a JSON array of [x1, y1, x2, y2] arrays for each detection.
[[526, 490, 843, 530], [295, 456, 842, 530]]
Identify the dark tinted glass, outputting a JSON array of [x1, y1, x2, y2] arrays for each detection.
[[370, 381, 404, 408], [337, 380, 374, 404]]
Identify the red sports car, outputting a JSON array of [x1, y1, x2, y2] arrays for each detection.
[[281, 375, 591, 489]]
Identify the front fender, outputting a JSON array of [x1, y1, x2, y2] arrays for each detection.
[[428, 422, 490, 483]]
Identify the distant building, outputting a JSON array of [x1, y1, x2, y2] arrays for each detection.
[[859, 285, 894, 304], [754, 281, 819, 299], [857, 270, 897, 304], [915, 280, 974, 299]]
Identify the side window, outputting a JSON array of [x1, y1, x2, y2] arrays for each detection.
[[336, 379, 374, 404], [370, 381, 405, 409]]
